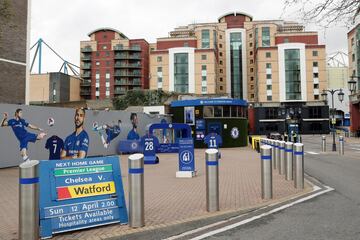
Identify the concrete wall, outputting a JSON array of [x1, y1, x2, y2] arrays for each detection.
[[0, 104, 170, 168]]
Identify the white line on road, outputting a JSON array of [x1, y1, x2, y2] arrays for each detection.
[[168, 186, 334, 240], [349, 148, 360, 151], [306, 151, 320, 155]]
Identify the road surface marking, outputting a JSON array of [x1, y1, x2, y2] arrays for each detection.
[[306, 151, 319, 155], [171, 186, 334, 240]]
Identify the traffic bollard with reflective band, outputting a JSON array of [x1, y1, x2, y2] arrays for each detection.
[[19, 160, 40, 240], [261, 145, 272, 199], [206, 149, 219, 212], [322, 136, 326, 152], [294, 143, 304, 189], [128, 153, 145, 228], [285, 142, 293, 181], [339, 136, 344, 155], [275, 140, 280, 170], [271, 140, 276, 169], [279, 141, 286, 175]]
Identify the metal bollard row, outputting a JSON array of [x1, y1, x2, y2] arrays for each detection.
[[322, 136, 326, 152], [339, 136, 344, 155], [279, 141, 285, 175], [294, 143, 304, 189], [285, 142, 293, 181]]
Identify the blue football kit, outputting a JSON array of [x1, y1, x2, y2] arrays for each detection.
[[105, 125, 121, 143], [141, 135, 159, 157], [204, 134, 223, 149], [127, 128, 140, 140], [63, 130, 89, 158], [45, 135, 64, 160], [8, 118, 37, 150]]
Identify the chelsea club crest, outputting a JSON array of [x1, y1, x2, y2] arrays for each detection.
[[231, 127, 239, 139]]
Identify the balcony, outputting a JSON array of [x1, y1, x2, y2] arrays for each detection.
[[80, 81, 91, 86], [114, 63, 142, 68], [81, 47, 92, 53], [81, 55, 91, 61], [114, 45, 141, 51], [114, 71, 141, 77], [80, 90, 91, 95], [82, 63, 91, 70], [114, 89, 126, 94], [114, 54, 141, 60], [114, 80, 128, 85], [81, 72, 91, 78]]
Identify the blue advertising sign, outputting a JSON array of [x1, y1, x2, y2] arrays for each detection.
[[195, 119, 206, 130], [141, 134, 159, 164], [39, 156, 128, 238], [178, 138, 195, 172]]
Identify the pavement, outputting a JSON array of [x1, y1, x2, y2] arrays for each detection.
[[0, 145, 310, 240], [199, 135, 360, 240]]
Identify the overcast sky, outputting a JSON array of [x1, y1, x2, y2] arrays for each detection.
[[30, 0, 350, 74]]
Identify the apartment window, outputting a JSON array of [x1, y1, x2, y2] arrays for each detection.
[[284, 38, 289, 43], [201, 29, 210, 48], [219, 44, 222, 48], [202, 65, 207, 70], [251, 85, 254, 90], [251, 94, 255, 98], [285, 49, 301, 100], [202, 54, 207, 60], [220, 69, 223, 73], [174, 53, 189, 93], [352, 54, 355, 62], [313, 72, 319, 78], [250, 51, 253, 56], [249, 42, 253, 47], [267, 96, 272, 101], [314, 84, 319, 89], [219, 35, 222, 39], [220, 60, 223, 65], [250, 68, 253, 72], [105, 73, 110, 79], [313, 62, 318, 67], [220, 77, 223, 82], [184, 42, 189, 47], [266, 52, 271, 58], [351, 38, 354, 46], [96, 73, 100, 80], [262, 27, 270, 47], [202, 76, 206, 81], [250, 59, 253, 64], [219, 52, 223, 57], [267, 85, 272, 90], [106, 61, 110, 66], [96, 61, 100, 66], [266, 74, 272, 79], [251, 76, 254, 81], [102, 45, 107, 50], [249, 33, 252, 38], [266, 63, 271, 68], [96, 52, 100, 57], [220, 86, 223, 90], [157, 67, 162, 72], [202, 87, 207, 93], [314, 95, 319, 100], [312, 51, 318, 57], [106, 51, 110, 57], [157, 56, 162, 62]]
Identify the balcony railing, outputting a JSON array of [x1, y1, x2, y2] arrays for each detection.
[[114, 89, 126, 94], [81, 47, 92, 53], [80, 81, 91, 86], [81, 55, 91, 61], [82, 64, 91, 69], [114, 54, 141, 60], [80, 90, 91, 95], [114, 63, 142, 68], [114, 80, 128, 85], [114, 45, 141, 51], [114, 71, 141, 77], [81, 72, 91, 78]]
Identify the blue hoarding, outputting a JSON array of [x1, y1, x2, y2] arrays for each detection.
[[39, 156, 128, 238]]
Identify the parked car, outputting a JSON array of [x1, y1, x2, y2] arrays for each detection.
[[268, 132, 283, 141]]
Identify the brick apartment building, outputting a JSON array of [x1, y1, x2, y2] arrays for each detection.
[[79, 28, 149, 100]]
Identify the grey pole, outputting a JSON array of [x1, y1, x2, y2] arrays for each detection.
[[271, 140, 276, 169], [339, 136, 344, 155], [294, 143, 304, 189], [261, 145, 272, 199], [275, 140, 280, 170], [321, 136, 326, 152], [285, 142, 293, 181], [19, 160, 40, 240], [128, 153, 145, 228], [279, 141, 286, 175], [206, 149, 219, 212]]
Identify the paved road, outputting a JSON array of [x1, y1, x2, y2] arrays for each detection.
[[198, 135, 360, 240]]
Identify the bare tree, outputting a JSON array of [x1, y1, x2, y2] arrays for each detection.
[[283, 0, 360, 27]]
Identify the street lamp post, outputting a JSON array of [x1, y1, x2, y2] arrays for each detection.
[[348, 75, 358, 94], [321, 89, 344, 152]]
